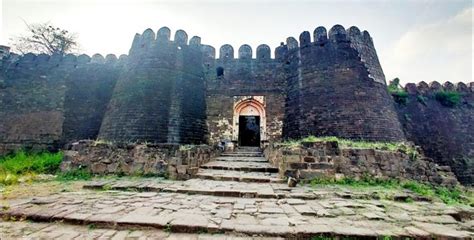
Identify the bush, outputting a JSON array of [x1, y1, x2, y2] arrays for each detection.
[[435, 91, 461, 107], [389, 88, 409, 105], [0, 151, 63, 175], [0, 150, 63, 185], [387, 78, 409, 105]]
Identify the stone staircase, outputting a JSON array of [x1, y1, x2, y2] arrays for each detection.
[[196, 147, 284, 183]]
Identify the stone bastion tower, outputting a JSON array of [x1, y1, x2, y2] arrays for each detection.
[[280, 25, 405, 141], [98, 27, 208, 144]]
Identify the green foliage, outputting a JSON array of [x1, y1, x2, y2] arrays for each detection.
[[310, 175, 399, 189], [310, 176, 473, 205], [388, 78, 409, 105], [295, 136, 416, 154], [0, 151, 63, 175], [0, 151, 63, 185], [435, 91, 461, 107], [402, 181, 434, 196], [56, 169, 92, 181], [87, 224, 97, 230], [164, 223, 172, 233], [416, 95, 428, 106]]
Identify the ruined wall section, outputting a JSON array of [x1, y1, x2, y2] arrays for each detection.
[[98, 27, 207, 144], [282, 25, 405, 142], [205, 44, 286, 144], [395, 82, 474, 185]]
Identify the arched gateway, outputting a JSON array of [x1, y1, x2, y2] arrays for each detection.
[[232, 96, 266, 147]]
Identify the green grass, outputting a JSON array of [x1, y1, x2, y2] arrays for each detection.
[[310, 176, 473, 206], [283, 136, 417, 158], [0, 150, 63, 185], [435, 90, 461, 107], [56, 168, 92, 181]]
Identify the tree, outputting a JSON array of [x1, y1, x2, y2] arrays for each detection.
[[12, 22, 78, 55]]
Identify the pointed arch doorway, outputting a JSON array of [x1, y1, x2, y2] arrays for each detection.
[[233, 96, 266, 147]]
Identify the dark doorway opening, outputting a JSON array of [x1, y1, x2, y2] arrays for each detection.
[[239, 116, 260, 147]]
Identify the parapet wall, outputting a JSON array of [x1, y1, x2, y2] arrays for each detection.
[[264, 141, 459, 187], [280, 25, 405, 142], [60, 140, 219, 179], [394, 81, 474, 185]]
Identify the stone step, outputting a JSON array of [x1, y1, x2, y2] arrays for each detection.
[[196, 169, 284, 183], [235, 147, 261, 153], [200, 161, 278, 173], [221, 153, 263, 157], [215, 156, 268, 162]]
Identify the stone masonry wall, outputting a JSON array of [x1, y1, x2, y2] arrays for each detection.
[[395, 82, 474, 185], [264, 141, 459, 187], [0, 53, 122, 155], [60, 140, 219, 180]]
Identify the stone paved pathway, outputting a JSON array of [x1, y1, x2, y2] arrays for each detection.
[[1, 189, 473, 238], [1, 147, 473, 239], [0, 219, 281, 240]]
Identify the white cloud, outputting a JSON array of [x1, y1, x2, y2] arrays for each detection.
[[382, 7, 473, 85]]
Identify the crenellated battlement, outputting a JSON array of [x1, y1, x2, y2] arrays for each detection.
[[3, 52, 127, 70], [125, 25, 379, 65], [404, 81, 474, 95], [129, 27, 203, 56]]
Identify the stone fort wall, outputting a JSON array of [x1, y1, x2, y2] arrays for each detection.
[[394, 81, 474, 185], [0, 53, 120, 153], [0, 25, 472, 184]]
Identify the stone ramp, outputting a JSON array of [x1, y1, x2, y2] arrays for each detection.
[[196, 147, 284, 183], [2, 190, 472, 239]]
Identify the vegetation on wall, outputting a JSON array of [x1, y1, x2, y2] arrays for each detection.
[[284, 135, 418, 158], [387, 78, 409, 105], [435, 90, 461, 107]]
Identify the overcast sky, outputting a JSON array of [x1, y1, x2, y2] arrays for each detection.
[[1, 0, 472, 84]]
